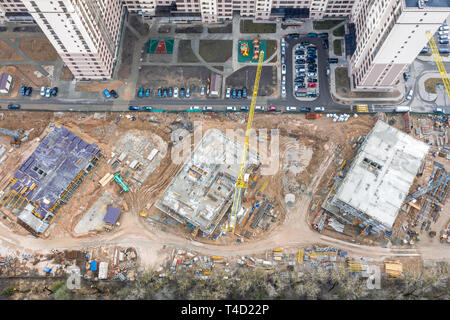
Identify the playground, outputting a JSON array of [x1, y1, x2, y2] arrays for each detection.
[[147, 39, 174, 54], [238, 37, 268, 63]]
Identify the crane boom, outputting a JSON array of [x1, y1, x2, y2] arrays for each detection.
[[228, 50, 264, 233], [426, 31, 450, 100]]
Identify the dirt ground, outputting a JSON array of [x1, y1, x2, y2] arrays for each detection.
[[226, 66, 276, 96], [177, 40, 199, 63], [117, 27, 138, 80], [137, 65, 211, 90], [59, 66, 74, 82], [19, 38, 58, 61], [199, 40, 232, 63], [75, 80, 123, 92], [0, 40, 23, 60], [0, 65, 50, 97]]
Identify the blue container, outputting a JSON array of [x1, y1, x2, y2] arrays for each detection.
[[91, 261, 97, 271], [43, 267, 52, 273]]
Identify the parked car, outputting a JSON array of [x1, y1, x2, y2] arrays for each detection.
[[282, 64, 286, 75], [240, 106, 249, 111], [300, 107, 311, 112], [281, 86, 286, 97], [300, 41, 310, 46], [314, 107, 325, 112], [296, 83, 306, 88], [168, 87, 173, 97], [286, 106, 297, 112], [281, 46, 286, 55], [440, 25, 449, 31], [51, 87, 57, 97], [296, 59, 305, 64], [438, 30, 448, 36], [40, 86, 46, 96], [434, 107, 444, 114], [45, 87, 52, 98], [307, 54, 317, 59], [226, 88, 231, 98], [323, 39, 329, 49], [308, 72, 317, 77], [295, 50, 305, 55], [25, 87, 32, 96], [281, 38, 286, 46], [174, 87, 179, 98], [281, 56, 285, 64], [142, 106, 152, 111], [328, 58, 338, 64], [162, 88, 168, 97], [227, 106, 236, 111], [186, 88, 190, 98], [179, 88, 185, 98], [157, 88, 162, 97], [282, 76, 286, 86], [20, 86, 26, 96], [237, 89, 242, 99], [439, 39, 449, 44], [267, 106, 277, 112], [403, 72, 410, 81], [232, 88, 237, 99], [242, 87, 247, 98], [318, 32, 328, 39], [307, 32, 317, 37], [190, 106, 201, 111], [406, 89, 413, 100], [8, 104, 20, 109], [308, 83, 317, 88], [138, 87, 144, 98], [308, 78, 317, 83], [145, 88, 150, 97], [255, 106, 264, 111], [110, 89, 117, 98], [129, 106, 140, 110], [200, 85, 205, 96], [203, 106, 213, 111]]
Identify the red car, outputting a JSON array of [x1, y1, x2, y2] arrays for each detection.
[[308, 83, 317, 88], [267, 106, 277, 111]]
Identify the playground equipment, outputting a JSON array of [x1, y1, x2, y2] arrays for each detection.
[[240, 42, 249, 56], [113, 173, 129, 192], [252, 37, 261, 61]]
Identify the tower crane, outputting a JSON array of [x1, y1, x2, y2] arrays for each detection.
[[425, 31, 450, 99], [227, 50, 264, 233]]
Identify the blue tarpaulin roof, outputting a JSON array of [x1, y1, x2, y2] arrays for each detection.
[[103, 207, 120, 225]]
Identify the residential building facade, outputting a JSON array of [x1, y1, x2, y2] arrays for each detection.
[[350, 0, 450, 89]]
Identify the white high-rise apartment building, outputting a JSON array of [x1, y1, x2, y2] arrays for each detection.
[[350, 0, 450, 89], [16, 0, 124, 80]]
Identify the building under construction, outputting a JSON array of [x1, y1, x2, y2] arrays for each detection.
[[0, 126, 102, 235], [155, 129, 259, 236], [324, 121, 430, 234]]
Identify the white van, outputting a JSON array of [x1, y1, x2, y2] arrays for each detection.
[[406, 89, 413, 100]]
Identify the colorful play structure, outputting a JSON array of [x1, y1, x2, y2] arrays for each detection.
[[240, 42, 249, 57], [252, 36, 261, 61]]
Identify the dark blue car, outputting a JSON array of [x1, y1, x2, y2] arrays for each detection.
[[145, 88, 150, 97], [307, 55, 317, 59], [179, 88, 185, 98], [318, 33, 328, 39], [242, 87, 247, 98], [231, 88, 237, 99], [129, 106, 140, 111], [237, 90, 242, 99]]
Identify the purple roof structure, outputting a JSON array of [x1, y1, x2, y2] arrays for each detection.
[[103, 207, 120, 225]]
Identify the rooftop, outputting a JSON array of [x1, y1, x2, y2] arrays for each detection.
[[156, 129, 259, 235], [404, 0, 450, 8], [334, 121, 429, 229]]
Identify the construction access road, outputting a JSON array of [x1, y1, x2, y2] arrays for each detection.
[[0, 192, 447, 268]]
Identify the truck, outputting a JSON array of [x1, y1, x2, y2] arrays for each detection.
[[395, 106, 410, 112]]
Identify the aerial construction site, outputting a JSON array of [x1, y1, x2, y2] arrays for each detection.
[[0, 108, 447, 299]]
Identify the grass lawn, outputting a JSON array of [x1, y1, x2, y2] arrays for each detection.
[[199, 40, 232, 63], [175, 25, 203, 33], [333, 40, 342, 56], [240, 20, 276, 33], [335, 67, 400, 98], [177, 40, 199, 63], [333, 25, 346, 37], [424, 78, 443, 94], [313, 20, 344, 30], [265, 40, 277, 60], [208, 23, 232, 33]]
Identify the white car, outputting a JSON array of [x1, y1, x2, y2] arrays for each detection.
[[281, 56, 285, 64], [225, 87, 231, 98], [282, 64, 286, 75], [203, 106, 213, 111], [406, 89, 413, 100], [281, 38, 286, 46], [281, 86, 286, 97], [45, 87, 51, 98], [40, 86, 46, 96], [190, 106, 201, 110], [308, 72, 316, 77], [173, 87, 178, 98], [226, 106, 236, 111], [255, 105, 264, 111], [438, 30, 448, 36], [286, 106, 297, 112], [281, 46, 285, 55], [314, 107, 325, 112], [282, 75, 286, 85]]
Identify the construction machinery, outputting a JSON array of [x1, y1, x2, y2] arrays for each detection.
[[227, 50, 264, 233], [113, 173, 129, 192], [426, 31, 450, 99]]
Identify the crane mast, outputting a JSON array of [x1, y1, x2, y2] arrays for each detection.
[[228, 50, 264, 233]]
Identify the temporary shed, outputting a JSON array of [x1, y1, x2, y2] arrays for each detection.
[[103, 206, 121, 225]]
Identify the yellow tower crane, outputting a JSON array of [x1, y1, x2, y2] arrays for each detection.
[[227, 50, 264, 233], [426, 31, 450, 99]]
